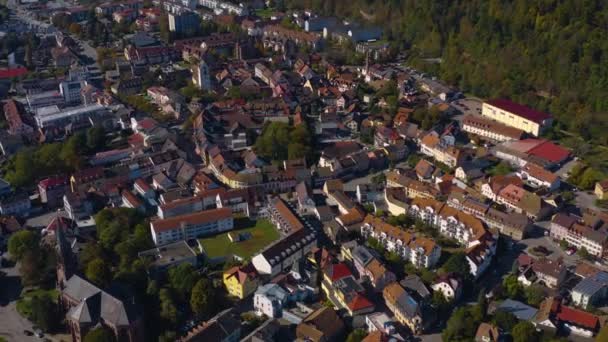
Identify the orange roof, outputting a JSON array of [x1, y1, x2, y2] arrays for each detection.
[[348, 293, 374, 312], [151, 207, 232, 233]]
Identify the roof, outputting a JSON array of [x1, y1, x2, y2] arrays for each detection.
[[223, 263, 258, 285], [475, 323, 500, 342], [496, 299, 538, 321], [324, 263, 352, 281], [62, 275, 136, 327], [182, 309, 241, 341], [486, 99, 552, 124], [270, 197, 304, 231], [572, 271, 608, 297], [462, 115, 524, 140], [151, 207, 232, 233], [298, 307, 344, 341], [258, 228, 316, 265], [556, 304, 600, 330], [415, 159, 435, 178], [521, 162, 559, 184], [0, 67, 28, 79], [383, 282, 420, 318]]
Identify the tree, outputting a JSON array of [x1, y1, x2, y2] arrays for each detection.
[[190, 279, 214, 318], [83, 327, 115, 342], [346, 329, 368, 342], [503, 274, 524, 300], [168, 263, 200, 301], [524, 285, 545, 307], [86, 258, 112, 288], [442, 307, 480, 341], [493, 311, 518, 332], [159, 288, 178, 325], [30, 295, 60, 332], [577, 247, 592, 260], [511, 321, 538, 342], [8, 230, 38, 260], [441, 252, 470, 278]]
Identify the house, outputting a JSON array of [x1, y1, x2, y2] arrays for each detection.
[[3, 99, 33, 136], [51, 46, 76, 67], [254, 275, 314, 318], [483, 208, 531, 240], [595, 180, 608, 200], [122, 190, 145, 213], [111, 77, 143, 96], [295, 181, 316, 214], [475, 323, 502, 342], [496, 184, 552, 220], [481, 175, 523, 202], [181, 308, 241, 342], [223, 263, 259, 300], [462, 115, 524, 142], [419, 133, 464, 168], [353, 247, 396, 291], [455, 162, 485, 183], [534, 297, 602, 338], [494, 299, 538, 321], [295, 306, 345, 342], [251, 228, 317, 276], [383, 282, 425, 335], [571, 271, 608, 308], [518, 258, 567, 289], [60, 275, 143, 342], [321, 263, 375, 316], [414, 159, 435, 182], [550, 213, 608, 258], [267, 197, 305, 233], [466, 242, 496, 279], [482, 99, 552, 136], [149, 207, 233, 246], [361, 215, 441, 269], [517, 163, 560, 190], [431, 274, 463, 301], [38, 175, 69, 208]]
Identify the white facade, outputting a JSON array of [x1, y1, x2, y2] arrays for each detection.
[[150, 210, 234, 246], [252, 229, 317, 276]]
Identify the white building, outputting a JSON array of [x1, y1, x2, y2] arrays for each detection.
[[571, 272, 608, 308], [251, 228, 316, 276], [254, 283, 288, 318], [192, 60, 211, 90], [59, 80, 85, 105], [35, 103, 107, 128], [149, 207, 233, 246]]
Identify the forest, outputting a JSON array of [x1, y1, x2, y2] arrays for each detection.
[[284, 0, 608, 146]]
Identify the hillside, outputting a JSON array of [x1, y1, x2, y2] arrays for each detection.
[[284, 0, 608, 144]]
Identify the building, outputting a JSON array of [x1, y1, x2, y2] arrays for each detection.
[[35, 103, 108, 129], [420, 133, 463, 168], [361, 215, 441, 269], [192, 60, 211, 90], [168, 11, 199, 34], [149, 207, 233, 246], [595, 180, 608, 200], [518, 258, 567, 289], [494, 138, 571, 168], [431, 274, 463, 301], [475, 323, 501, 342], [60, 275, 143, 342], [321, 263, 375, 316], [534, 297, 601, 338], [60, 80, 84, 105], [383, 282, 425, 335], [267, 197, 305, 233], [251, 228, 316, 276], [550, 213, 608, 258], [181, 308, 241, 342], [222, 263, 259, 299], [571, 271, 608, 308], [3, 99, 33, 136], [254, 277, 313, 318], [517, 162, 560, 190], [483, 208, 531, 240], [496, 184, 551, 220], [0, 192, 31, 217], [38, 175, 69, 208], [462, 115, 525, 142], [482, 99, 552, 136], [138, 240, 201, 274], [295, 307, 345, 342]]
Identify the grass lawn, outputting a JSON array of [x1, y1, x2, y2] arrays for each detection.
[[16, 288, 59, 319], [255, 8, 276, 19], [199, 218, 280, 259]]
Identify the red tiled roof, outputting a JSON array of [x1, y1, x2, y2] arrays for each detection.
[[325, 263, 352, 281], [0, 67, 28, 79], [486, 99, 552, 124], [348, 293, 374, 311], [526, 140, 571, 163], [557, 305, 599, 330], [151, 207, 232, 233], [39, 175, 68, 190]]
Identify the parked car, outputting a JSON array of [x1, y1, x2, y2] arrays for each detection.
[[566, 247, 577, 255]]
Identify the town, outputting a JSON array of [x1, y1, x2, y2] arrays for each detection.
[[0, 1, 607, 342]]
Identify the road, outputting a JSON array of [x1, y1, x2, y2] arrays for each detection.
[[0, 260, 37, 342]]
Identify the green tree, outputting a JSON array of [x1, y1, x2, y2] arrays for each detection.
[[503, 274, 524, 300], [442, 307, 480, 341], [86, 126, 106, 152], [159, 288, 178, 325], [525, 285, 545, 307], [86, 258, 112, 288], [168, 263, 200, 301], [346, 329, 368, 342], [8, 230, 38, 260], [83, 327, 115, 342], [511, 321, 538, 342], [190, 278, 214, 318], [441, 252, 470, 278], [493, 311, 518, 332], [29, 295, 60, 332]]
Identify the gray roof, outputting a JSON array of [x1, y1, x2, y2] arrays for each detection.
[[572, 271, 608, 296], [63, 275, 135, 327], [496, 299, 538, 321], [400, 275, 431, 299]]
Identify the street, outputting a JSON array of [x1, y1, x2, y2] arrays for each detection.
[[0, 260, 37, 341]]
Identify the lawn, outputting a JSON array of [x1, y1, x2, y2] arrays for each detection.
[[255, 8, 276, 19], [199, 218, 280, 260], [16, 288, 59, 319]]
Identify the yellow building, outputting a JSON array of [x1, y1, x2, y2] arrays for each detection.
[[222, 264, 259, 299], [482, 99, 552, 136], [595, 180, 608, 200]]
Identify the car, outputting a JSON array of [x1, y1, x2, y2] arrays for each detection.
[[23, 330, 33, 336], [566, 247, 577, 255]]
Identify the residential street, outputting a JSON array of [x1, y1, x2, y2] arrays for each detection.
[[0, 260, 36, 342]]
